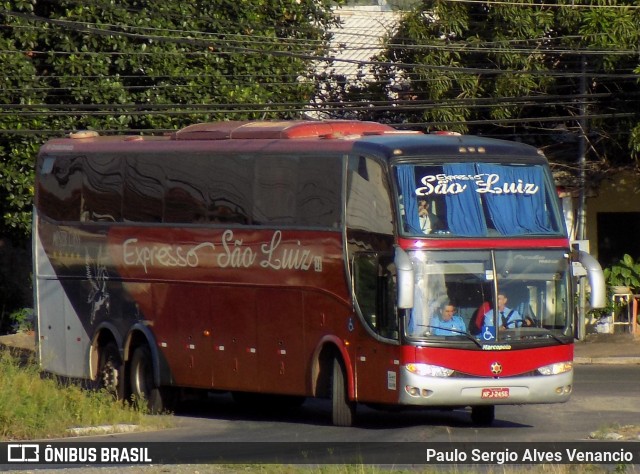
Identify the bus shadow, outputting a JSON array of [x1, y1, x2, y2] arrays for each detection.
[[171, 392, 531, 430]]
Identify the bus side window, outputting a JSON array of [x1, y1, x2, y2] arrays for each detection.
[[82, 154, 122, 222], [353, 253, 399, 340], [37, 155, 83, 222], [347, 156, 393, 235], [164, 155, 208, 224], [296, 157, 342, 228], [253, 156, 297, 225], [123, 157, 164, 223], [252, 155, 342, 228], [205, 155, 253, 225]]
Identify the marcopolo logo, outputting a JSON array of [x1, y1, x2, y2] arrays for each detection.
[[7, 444, 40, 462]]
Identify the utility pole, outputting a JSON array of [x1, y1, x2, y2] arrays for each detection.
[[577, 56, 587, 242], [576, 55, 588, 340]]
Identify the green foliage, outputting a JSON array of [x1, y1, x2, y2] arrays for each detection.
[[0, 0, 342, 244], [603, 254, 640, 293], [0, 137, 37, 238], [343, 0, 640, 168], [6, 307, 34, 333], [0, 349, 163, 440]]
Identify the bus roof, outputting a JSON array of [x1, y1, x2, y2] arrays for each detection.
[[172, 120, 402, 140], [353, 134, 546, 163], [41, 120, 545, 163]]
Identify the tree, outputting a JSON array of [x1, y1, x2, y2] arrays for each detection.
[[336, 0, 640, 170], [0, 0, 342, 322], [0, 0, 342, 242]]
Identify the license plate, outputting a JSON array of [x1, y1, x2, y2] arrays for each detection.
[[481, 388, 510, 399]]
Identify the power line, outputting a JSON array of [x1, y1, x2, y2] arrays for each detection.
[[1, 88, 637, 108], [4, 11, 640, 76], [1, 6, 637, 138], [6, 20, 640, 56], [7, 11, 638, 55], [0, 103, 635, 123]]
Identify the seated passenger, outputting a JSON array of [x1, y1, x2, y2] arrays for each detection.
[[418, 199, 441, 234], [483, 292, 532, 329], [432, 302, 466, 336]]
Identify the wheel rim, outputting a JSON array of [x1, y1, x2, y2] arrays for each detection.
[[101, 360, 118, 389], [132, 347, 154, 402], [98, 343, 120, 396]]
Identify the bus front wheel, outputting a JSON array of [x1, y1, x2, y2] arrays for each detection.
[[471, 405, 495, 426], [130, 345, 172, 414], [331, 357, 356, 427]]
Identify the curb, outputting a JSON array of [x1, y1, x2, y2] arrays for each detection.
[[66, 424, 140, 436]]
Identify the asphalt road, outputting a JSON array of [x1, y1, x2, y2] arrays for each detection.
[[80, 364, 640, 444], [2, 365, 638, 472]]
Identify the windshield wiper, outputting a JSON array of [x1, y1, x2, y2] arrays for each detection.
[[420, 325, 482, 348]]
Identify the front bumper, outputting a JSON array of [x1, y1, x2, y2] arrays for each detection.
[[398, 366, 573, 406]]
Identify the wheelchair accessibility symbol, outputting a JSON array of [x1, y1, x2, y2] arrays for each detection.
[[482, 326, 496, 341]]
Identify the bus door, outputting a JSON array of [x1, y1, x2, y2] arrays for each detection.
[[352, 252, 401, 404]]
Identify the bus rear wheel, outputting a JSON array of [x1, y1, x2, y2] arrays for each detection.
[[130, 345, 175, 414], [331, 357, 356, 427], [471, 405, 495, 426]]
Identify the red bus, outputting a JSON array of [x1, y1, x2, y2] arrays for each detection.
[[33, 120, 605, 426]]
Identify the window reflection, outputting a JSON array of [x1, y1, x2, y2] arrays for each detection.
[[82, 155, 122, 222], [405, 249, 571, 341], [37, 151, 343, 229], [37, 155, 83, 221], [123, 157, 164, 223], [347, 156, 393, 234], [395, 163, 563, 237]]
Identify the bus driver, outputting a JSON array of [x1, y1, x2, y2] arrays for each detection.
[[432, 301, 466, 336], [483, 292, 532, 329]]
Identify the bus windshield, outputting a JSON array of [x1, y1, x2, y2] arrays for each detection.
[[394, 162, 564, 237], [405, 249, 572, 343]]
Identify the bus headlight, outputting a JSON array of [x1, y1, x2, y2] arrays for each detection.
[[406, 363, 454, 377], [537, 361, 573, 376]]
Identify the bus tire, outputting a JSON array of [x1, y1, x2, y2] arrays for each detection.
[[97, 341, 122, 399], [471, 405, 495, 426], [130, 345, 170, 414], [331, 357, 355, 427]]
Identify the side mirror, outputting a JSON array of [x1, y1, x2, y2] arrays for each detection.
[[575, 250, 606, 308], [394, 245, 414, 309]]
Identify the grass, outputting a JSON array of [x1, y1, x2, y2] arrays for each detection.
[[0, 347, 169, 440], [589, 423, 640, 441]]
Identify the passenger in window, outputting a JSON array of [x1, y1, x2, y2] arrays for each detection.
[[483, 292, 532, 329], [417, 199, 441, 234], [432, 301, 466, 336]]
